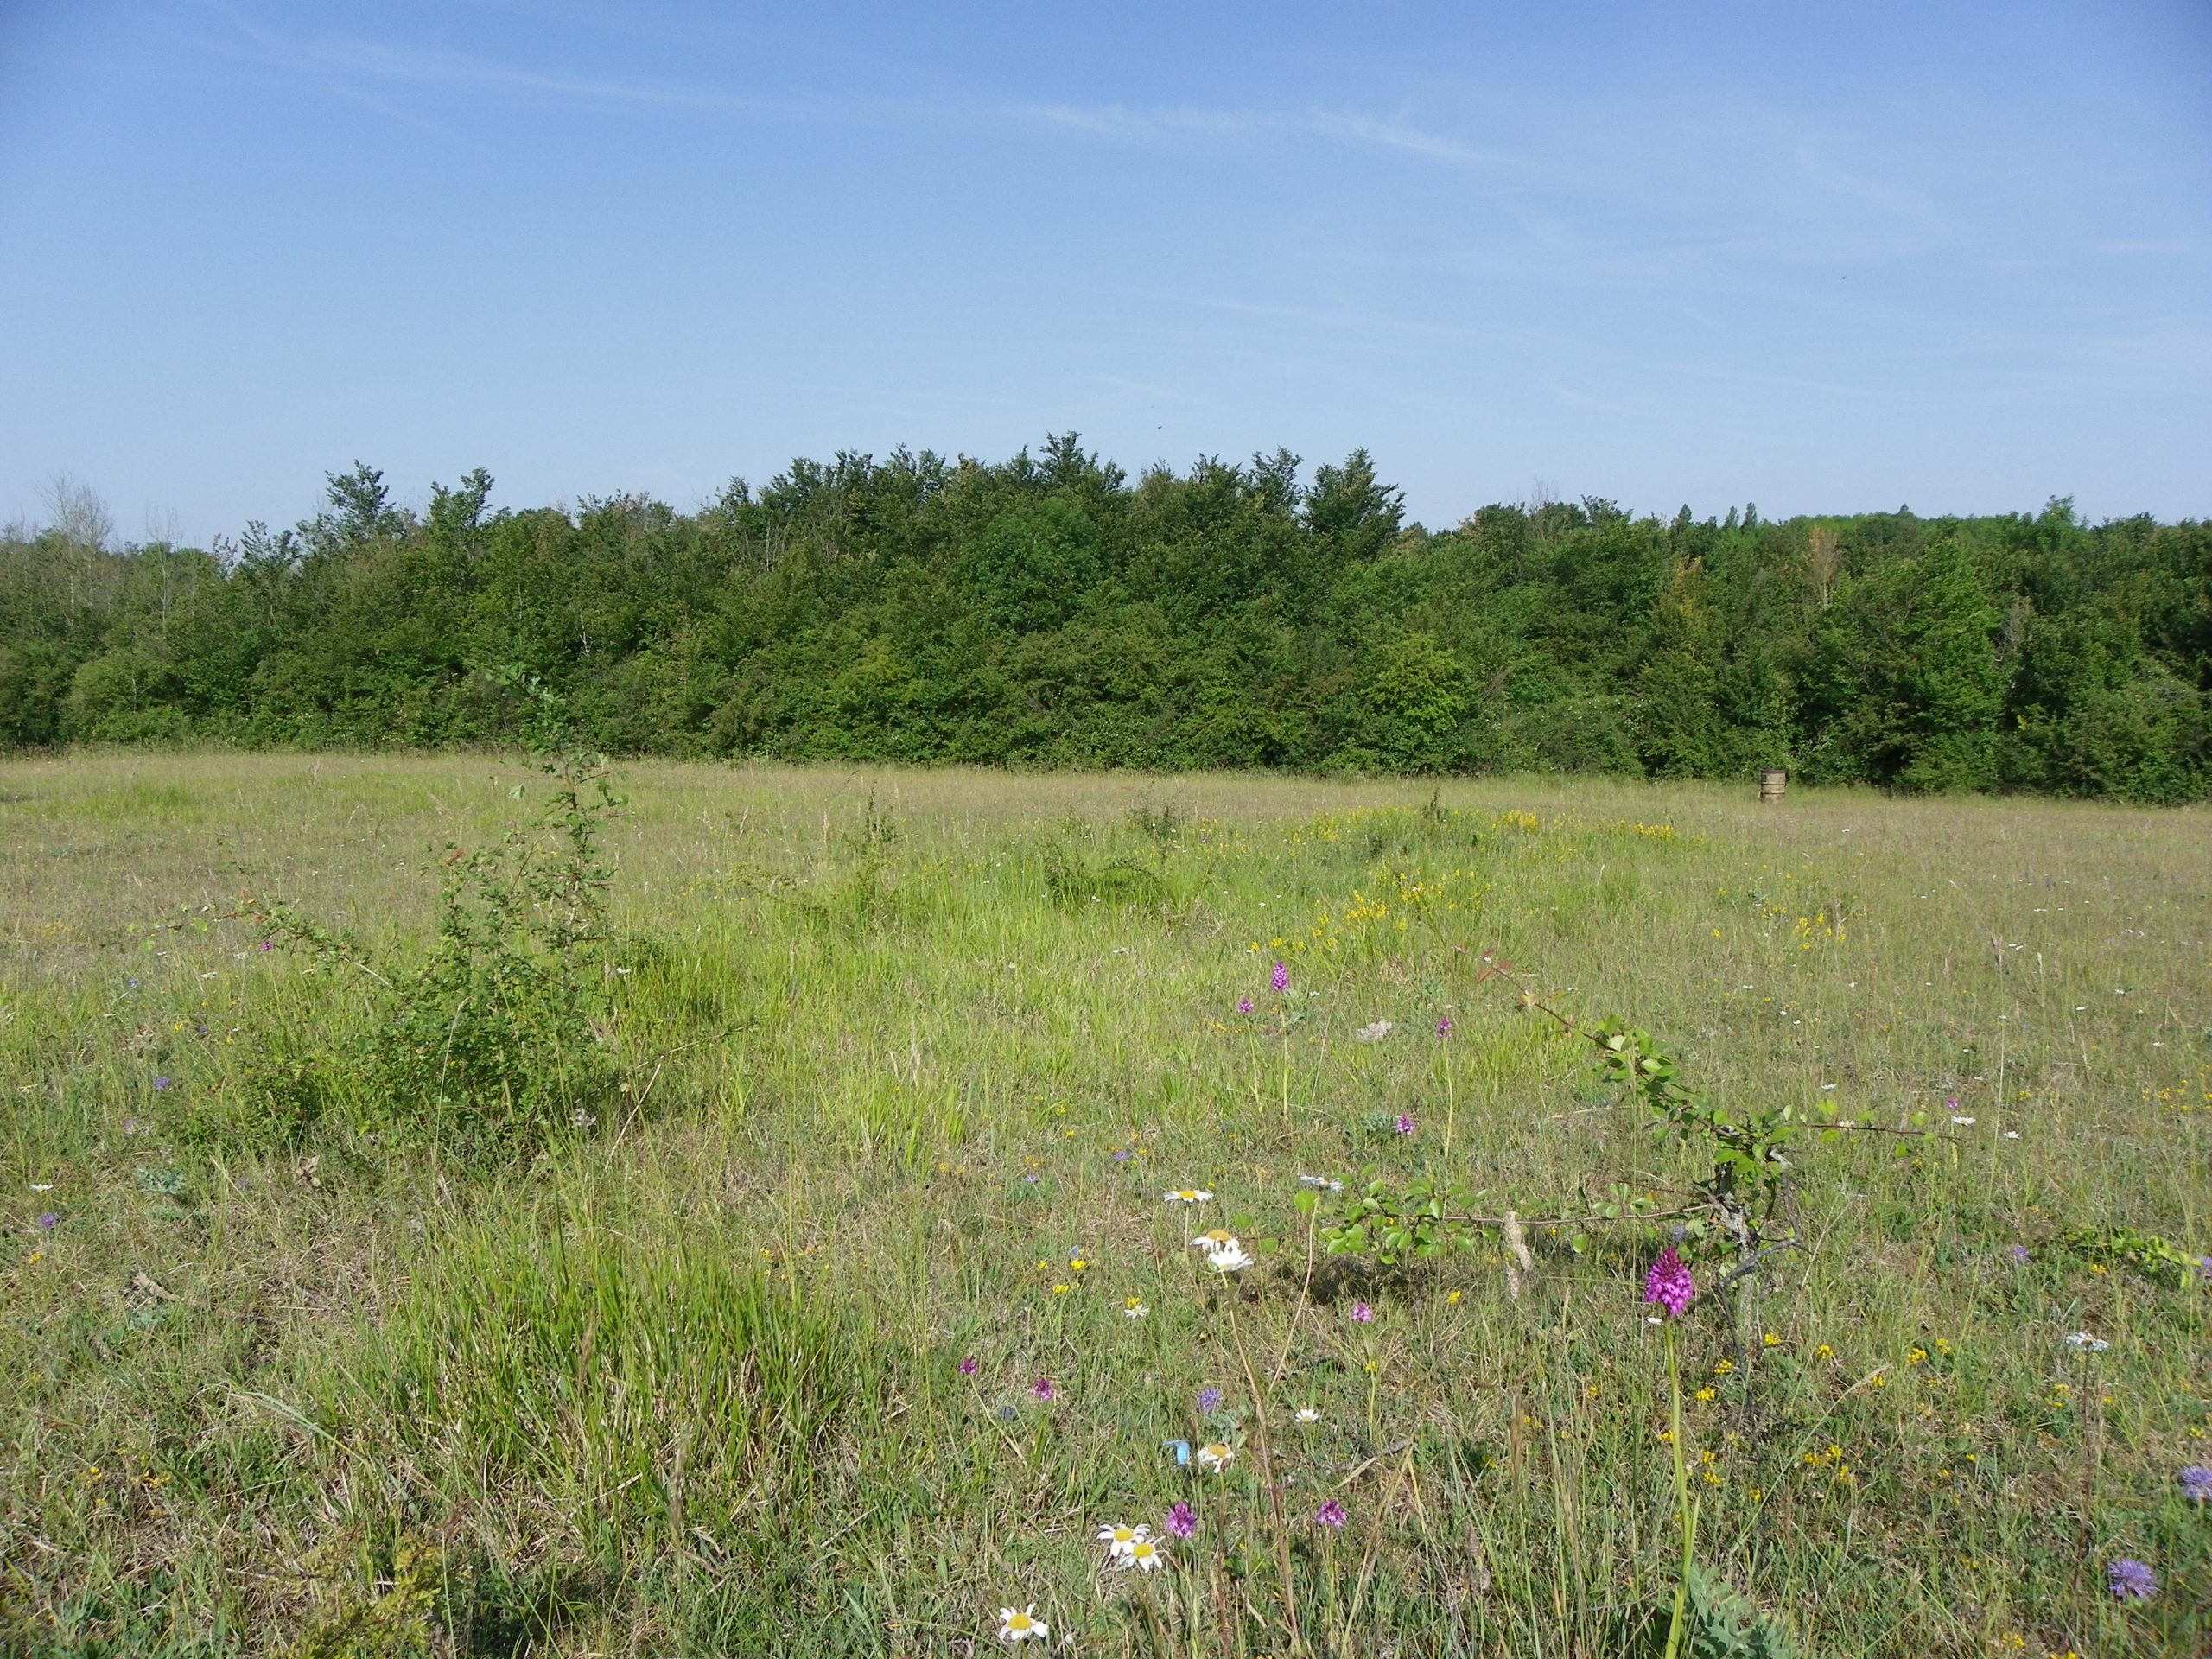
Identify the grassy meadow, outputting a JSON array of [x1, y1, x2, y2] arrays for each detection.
[[2, 752, 2209, 1656]]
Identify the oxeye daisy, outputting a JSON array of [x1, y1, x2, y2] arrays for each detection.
[[1164, 1188, 1214, 1205], [1096, 1522, 1152, 1557], [1198, 1237, 1252, 1273], [1124, 1297, 1150, 1319], [1118, 1536, 1166, 1573], [1195, 1441, 1235, 1471], [997, 1604, 1049, 1643], [1294, 1407, 1320, 1424]]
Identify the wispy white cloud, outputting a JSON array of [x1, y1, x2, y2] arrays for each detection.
[[1010, 99, 1554, 188], [213, 7, 807, 118]]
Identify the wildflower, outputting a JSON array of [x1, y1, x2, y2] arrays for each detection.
[[1164, 1188, 1214, 1205], [1195, 1442, 1234, 1471], [997, 1604, 1050, 1643], [1197, 1387, 1223, 1415], [1294, 1407, 1320, 1424], [1051, 1283, 1071, 1295], [1351, 1301, 1374, 1323], [152, 1076, 171, 1090], [1096, 1522, 1152, 1558], [1118, 1536, 1166, 1572], [1436, 1015, 1453, 1037], [1165, 1501, 1197, 1537], [2107, 1558, 2157, 1601], [1950, 1115, 1975, 1126], [2177, 1466, 2212, 1502], [958, 1357, 979, 1376], [1762, 1332, 1781, 1347], [2064, 1332, 2110, 1353], [1315, 1499, 1348, 1529], [29, 1183, 52, 1192], [34, 1213, 58, 1231], [1393, 1113, 1416, 1135], [1031, 1377, 1056, 1402], [1300, 1174, 1332, 1190], [1271, 961, 1289, 993], [1446, 1289, 1462, 1305], [1111, 1149, 1132, 1162], [1695, 1387, 1717, 1402], [1236, 997, 1254, 1014], [1125, 1298, 1150, 1319], [1815, 1344, 1834, 1361], [2005, 1243, 2031, 1264], [1712, 1357, 1733, 1376], [1643, 1245, 1695, 1318], [1195, 1236, 1253, 1273]]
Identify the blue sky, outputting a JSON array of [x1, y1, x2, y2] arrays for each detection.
[[3, 1, 2209, 544]]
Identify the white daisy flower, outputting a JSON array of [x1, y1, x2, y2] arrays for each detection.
[[1164, 1188, 1214, 1205], [1300, 1175, 1332, 1190], [997, 1604, 1049, 1643], [1199, 1238, 1253, 1273], [2064, 1332, 2110, 1352], [1949, 1116, 1975, 1126], [1294, 1407, 1320, 1424], [1195, 1441, 1235, 1471], [1096, 1522, 1152, 1557], [1124, 1298, 1150, 1319], [1118, 1536, 1166, 1573], [29, 1183, 53, 1192]]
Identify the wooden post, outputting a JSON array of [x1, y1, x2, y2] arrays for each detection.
[[1759, 767, 1788, 804]]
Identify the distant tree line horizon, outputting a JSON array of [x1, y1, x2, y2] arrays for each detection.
[[3, 439, 2207, 801]]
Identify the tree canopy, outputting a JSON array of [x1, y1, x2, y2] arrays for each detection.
[[4, 445, 2206, 801]]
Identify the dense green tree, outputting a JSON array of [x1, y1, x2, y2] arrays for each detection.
[[0, 440, 2202, 800]]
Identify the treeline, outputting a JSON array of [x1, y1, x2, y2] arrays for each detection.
[[3, 440, 2208, 800]]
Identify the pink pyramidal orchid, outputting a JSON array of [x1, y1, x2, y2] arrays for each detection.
[[1643, 1245, 1695, 1318]]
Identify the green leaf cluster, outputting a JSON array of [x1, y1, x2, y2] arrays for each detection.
[[6, 458, 2207, 802]]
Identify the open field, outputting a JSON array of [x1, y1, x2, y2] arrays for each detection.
[[2, 752, 2208, 1656]]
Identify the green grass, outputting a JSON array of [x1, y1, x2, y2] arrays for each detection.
[[2, 752, 2209, 1656]]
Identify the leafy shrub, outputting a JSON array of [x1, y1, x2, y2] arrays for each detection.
[[215, 732, 624, 1166]]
